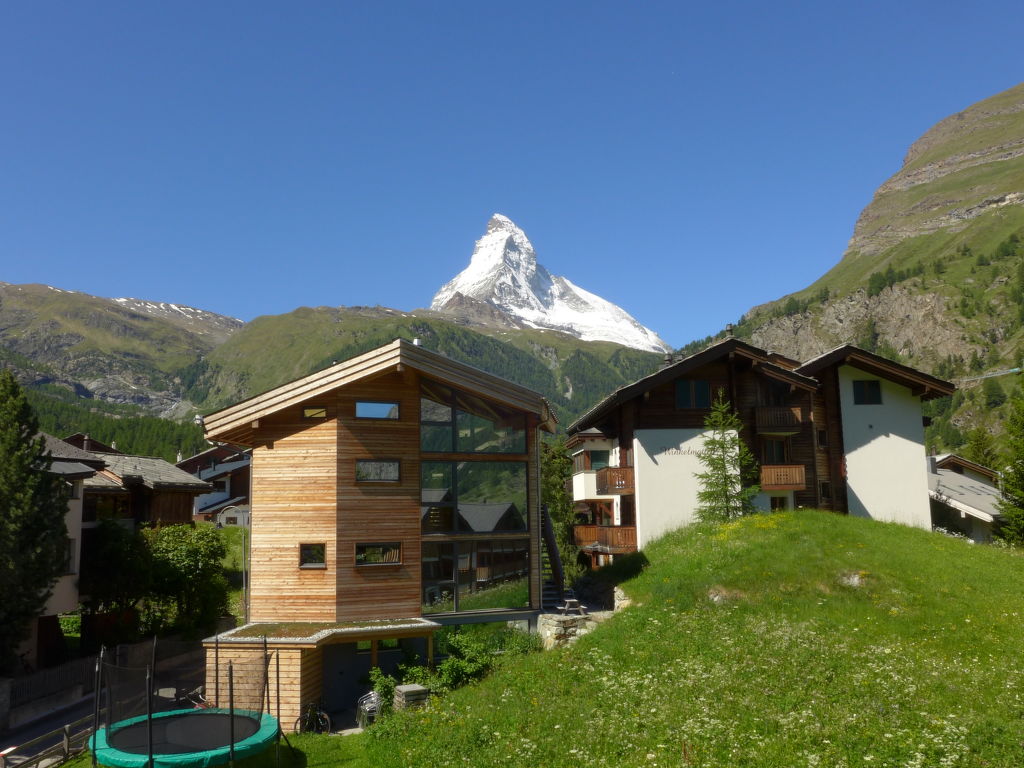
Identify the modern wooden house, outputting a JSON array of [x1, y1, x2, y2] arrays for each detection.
[[200, 339, 556, 722], [567, 338, 955, 567]]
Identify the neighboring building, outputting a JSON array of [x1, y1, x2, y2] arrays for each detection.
[[199, 339, 557, 722], [177, 445, 251, 523], [19, 435, 102, 668], [566, 339, 955, 568], [928, 454, 1002, 542]]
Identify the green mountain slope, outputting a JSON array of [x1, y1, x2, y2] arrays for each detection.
[[355, 511, 1024, 767], [188, 305, 661, 428], [738, 83, 1024, 455]]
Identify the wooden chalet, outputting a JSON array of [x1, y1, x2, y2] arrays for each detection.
[[199, 339, 556, 723], [567, 339, 954, 567]]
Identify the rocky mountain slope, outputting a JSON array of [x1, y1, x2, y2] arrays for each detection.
[[431, 214, 670, 353], [738, 82, 1024, 452]]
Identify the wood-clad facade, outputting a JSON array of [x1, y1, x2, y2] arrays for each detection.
[[201, 340, 555, 727], [567, 339, 954, 566]]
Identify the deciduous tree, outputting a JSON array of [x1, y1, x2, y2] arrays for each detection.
[[0, 370, 68, 673]]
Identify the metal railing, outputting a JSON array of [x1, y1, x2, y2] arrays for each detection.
[[0, 713, 96, 768]]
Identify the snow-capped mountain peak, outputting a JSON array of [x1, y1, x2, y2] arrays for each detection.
[[431, 214, 670, 353]]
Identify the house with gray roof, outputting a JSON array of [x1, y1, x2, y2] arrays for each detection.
[[928, 454, 1002, 542]]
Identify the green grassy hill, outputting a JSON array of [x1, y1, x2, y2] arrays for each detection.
[[351, 512, 1024, 767]]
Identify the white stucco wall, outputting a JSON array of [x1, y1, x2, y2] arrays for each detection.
[[45, 480, 83, 616], [838, 365, 931, 529], [633, 429, 707, 547]]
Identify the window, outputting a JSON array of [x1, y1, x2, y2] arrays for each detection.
[[588, 450, 610, 471], [420, 380, 526, 453], [819, 481, 832, 501], [302, 406, 328, 419], [225, 516, 238, 525], [770, 496, 788, 511], [356, 459, 400, 482], [852, 380, 882, 405], [762, 438, 788, 464], [355, 542, 402, 566], [421, 539, 530, 613], [421, 461, 527, 533], [817, 429, 829, 449], [299, 543, 326, 569], [675, 380, 712, 409], [356, 401, 400, 419]]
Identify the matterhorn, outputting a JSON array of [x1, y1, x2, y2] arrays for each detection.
[[431, 214, 669, 353]]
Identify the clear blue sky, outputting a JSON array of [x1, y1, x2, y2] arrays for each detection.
[[2, 2, 1020, 348]]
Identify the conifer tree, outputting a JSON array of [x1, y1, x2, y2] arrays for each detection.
[[0, 369, 68, 673], [695, 390, 760, 522], [996, 391, 1024, 544]]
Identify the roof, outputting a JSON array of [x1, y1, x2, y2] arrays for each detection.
[[928, 462, 1002, 523], [39, 433, 106, 468], [197, 497, 249, 514], [569, 338, 818, 434], [96, 454, 213, 492], [933, 454, 1000, 483], [797, 344, 955, 400], [203, 339, 557, 444], [46, 460, 96, 479]]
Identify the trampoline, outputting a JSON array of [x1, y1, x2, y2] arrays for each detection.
[[89, 639, 286, 768], [91, 709, 278, 768]]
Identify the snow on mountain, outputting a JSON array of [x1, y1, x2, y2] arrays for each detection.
[[431, 214, 670, 353]]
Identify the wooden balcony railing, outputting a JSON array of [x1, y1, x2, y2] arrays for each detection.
[[755, 406, 807, 433], [572, 524, 637, 552], [596, 466, 634, 495], [760, 464, 806, 491]]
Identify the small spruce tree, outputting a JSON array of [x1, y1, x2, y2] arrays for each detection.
[[996, 392, 1024, 544], [695, 391, 760, 522], [0, 369, 68, 673]]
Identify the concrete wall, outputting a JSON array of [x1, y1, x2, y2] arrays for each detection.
[[633, 429, 706, 548], [838, 365, 930, 529]]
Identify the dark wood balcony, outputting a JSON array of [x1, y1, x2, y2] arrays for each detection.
[[755, 406, 807, 434], [760, 464, 806, 491], [596, 466, 634, 495], [572, 524, 637, 553]]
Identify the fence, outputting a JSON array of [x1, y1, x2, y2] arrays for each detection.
[[10, 657, 95, 709], [0, 714, 95, 768]]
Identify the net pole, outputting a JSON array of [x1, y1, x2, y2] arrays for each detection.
[[214, 635, 220, 707], [91, 649, 103, 768], [276, 648, 293, 754], [150, 636, 157, 682], [146, 665, 154, 768], [228, 661, 236, 768], [262, 636, 270, 714]]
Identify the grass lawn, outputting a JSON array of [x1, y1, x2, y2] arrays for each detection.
[[78, 511, 1024, 767]]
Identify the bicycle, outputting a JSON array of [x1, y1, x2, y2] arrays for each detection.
[[294, 700, 332, 734]]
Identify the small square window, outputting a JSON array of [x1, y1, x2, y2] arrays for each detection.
[[817, 429, 829, 448], [299, 543, 326, 569], [303, 406, 328, 419], [852, 380, 882, 405], [676, 380, 712, 409], [356, 459, 400, 482], [355, 542, 402, 566], [356, 401, 400, 419]]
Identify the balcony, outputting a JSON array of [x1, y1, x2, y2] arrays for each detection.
[[572, 524, 637, 553], [760, 464, 806, 491], [755, 406, 807, 434], [596, 466, 634, 495]]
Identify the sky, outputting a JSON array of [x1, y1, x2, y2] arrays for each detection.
[[2, 2, 1021, 349]]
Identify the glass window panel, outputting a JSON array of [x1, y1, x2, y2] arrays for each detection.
[[421, 542, 456, 614], [421, 462, 453, 502], [454, 540, 530, 612], [355, 542, 402, 565], [299, 543, 326, 568], [589, 450, 610, 470], [694, 381, 712, 408], [356, 401, 400, 419], [420, 381, 453, 422], [455, 391, 526, 453], [456, 462, 527, 532], [356, 459, 400, 482], [303, 407, 327, 419], [853, 380, 882, 405], [420, 424, 453, 452], [422, 505, 455, 533]]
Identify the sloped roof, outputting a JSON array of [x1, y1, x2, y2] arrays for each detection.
[[98, 453, 212, 492], [933, 453, 1000, 483], [569, 338, 818, 434], [203, 339, 557, 444], [40, 433, 106, 468], [797, 344, 954, 400], [928, 463, 1001, 523]]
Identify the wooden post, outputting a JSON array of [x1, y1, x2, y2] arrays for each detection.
[[427, 634, 434, 669], [63, 724, 71, 760], [370, 639, 378, 670]]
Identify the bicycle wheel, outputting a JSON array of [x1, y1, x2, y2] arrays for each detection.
[[316, 711, 332, 733], [294, 716, 307, 734]]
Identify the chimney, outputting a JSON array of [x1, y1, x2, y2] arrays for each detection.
[[662, 352, 673, 369], [412, 338, 421, 346], [725, 323, 735, 339]]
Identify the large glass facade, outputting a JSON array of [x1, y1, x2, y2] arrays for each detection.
[[420, 379, 531, 613]]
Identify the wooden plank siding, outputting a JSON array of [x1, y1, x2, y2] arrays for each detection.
[[335, 371, 422, 620], [204, 645, 317, 729], [249, 407, 339, 622]]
